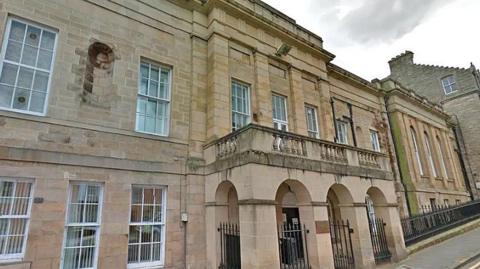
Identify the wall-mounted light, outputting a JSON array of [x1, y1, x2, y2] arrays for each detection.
[[276, 43, 292, 57]]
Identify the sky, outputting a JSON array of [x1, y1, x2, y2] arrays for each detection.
[[262, 0, 480, 80]]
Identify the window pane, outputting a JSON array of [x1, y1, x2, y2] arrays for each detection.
[[136, 114, 145, 132], [9, 21, 26, 42], [152, 225, 162, 242], [145, 117, 155, 133], [5, 41, 22, 62], [140, 243, 151, 262], [142, 205, 153, 222], [129, 226, 140, 244], [82, 227, 97, 247], [12, 198, 29, 215], [37, 49, 53, 70], [150, 67, 159, 81], [21, 45, 38, 66], [140, 64, 149, 78], [140, 79, 148, 95], [130, 205, 142, 223], [146, 101, 156, 117], [40, 31, 55, 50], [132, 187, 142, 204], [66, 227, 82, 247], [63, 248, 80, 269], [0, 85, 14, 108], [17, 67, 34, 89], [29, 91, 46, 113], [128, 245, 139, 263], [25, 26, 41, 47], [12, 88, 30, 110], [32, 70, 49, 92], [0, 63, 19, 85], [149, 81, 158, 97]]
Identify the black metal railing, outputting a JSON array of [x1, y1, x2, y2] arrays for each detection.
[[368, 217, 391, 264], [401, 200, 480, 246], [329, 220, 355, 269], [218, 222, 241, 269], [278, 223, 310, 269]]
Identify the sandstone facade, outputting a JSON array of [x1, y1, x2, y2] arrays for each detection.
[[388, 51, 480, 199], [378, 79, 471, 216], [0, 0, 436, 269]]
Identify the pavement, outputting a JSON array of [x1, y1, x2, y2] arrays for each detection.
[[379, 227, 480, 269]]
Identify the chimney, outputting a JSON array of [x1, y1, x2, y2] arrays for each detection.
[[389, 51, 414, 71]]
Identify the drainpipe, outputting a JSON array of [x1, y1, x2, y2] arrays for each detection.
[[385, 95, 413, 216], [348, 103, 357, 147], [331, 98, 338, 142]]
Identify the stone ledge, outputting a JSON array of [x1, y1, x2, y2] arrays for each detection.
[[205, 150, 394, 180], [0, 146, 186, 174]]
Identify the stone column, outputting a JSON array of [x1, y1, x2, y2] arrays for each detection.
[[253, 52, 273, 126], [238, 203, 281, 269], [205, 203, 228, 269], [318, 79, 335, 141], [339, 204, 376, 269], [312, 203, 335, 269], [288, 67, 308, 135], [374, 205, 408, 262], [207, 34, 230, 140]]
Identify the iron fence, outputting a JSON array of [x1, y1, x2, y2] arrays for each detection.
[[329, 220, 355, 269], [218, 222, 241, 269], [401, 200, 480, 246], [368, 217, 391, 264], [278, 223, 310, 269]]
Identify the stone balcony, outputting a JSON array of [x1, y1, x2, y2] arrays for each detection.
[[204, 124, 393, 179]]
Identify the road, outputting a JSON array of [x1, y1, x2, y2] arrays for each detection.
[[381, 227, 480, 269]]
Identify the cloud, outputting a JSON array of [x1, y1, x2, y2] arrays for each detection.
[[313, 0, 451, 44]]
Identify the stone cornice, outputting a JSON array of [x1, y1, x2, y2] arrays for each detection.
[[328, 63, 384, 97], [207, 0, 335, 62]]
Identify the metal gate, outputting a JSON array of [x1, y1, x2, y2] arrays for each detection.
[[368, 217, 391, 264], [329, 220, 355, 269], [218, 223, 241, 269], [278, 223, 310, 269]]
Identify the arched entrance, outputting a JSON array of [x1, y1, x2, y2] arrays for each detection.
[[275, 180, 317, 269], [214, 181, 240, 269], [366, 187, 393, 264], [327, 184, 356, 269]]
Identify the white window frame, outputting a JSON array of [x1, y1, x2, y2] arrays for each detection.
[[60, 182, 104, 269], [0, 178, 34, 262], [127, 185, 167, 269], [370, 130, 380, 152], [424, 133, 438, 178], [231, 80, 251, 131], [336, 120, 348, 144], [272, 93, 288, 131], [305, 105, 319, 139], [441, 75, 457, 95], [410, 127, 424, 176], [0, 17, 58, 116], [135, 59, 172, 137]]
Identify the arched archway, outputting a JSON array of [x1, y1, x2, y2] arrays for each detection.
[[274, 180, 318, 268], [215, 181, 240, 224], [326, 183, 354, 222], [365, 186, 400, 264]]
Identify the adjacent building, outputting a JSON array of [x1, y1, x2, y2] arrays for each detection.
[[388, 51, 480, 199], [377, 79, 471, 216]]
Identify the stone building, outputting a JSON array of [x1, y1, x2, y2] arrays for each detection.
[[388, 51, 480, 199], [0, 0, 408, 269], [376, 79, 471, 216]]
